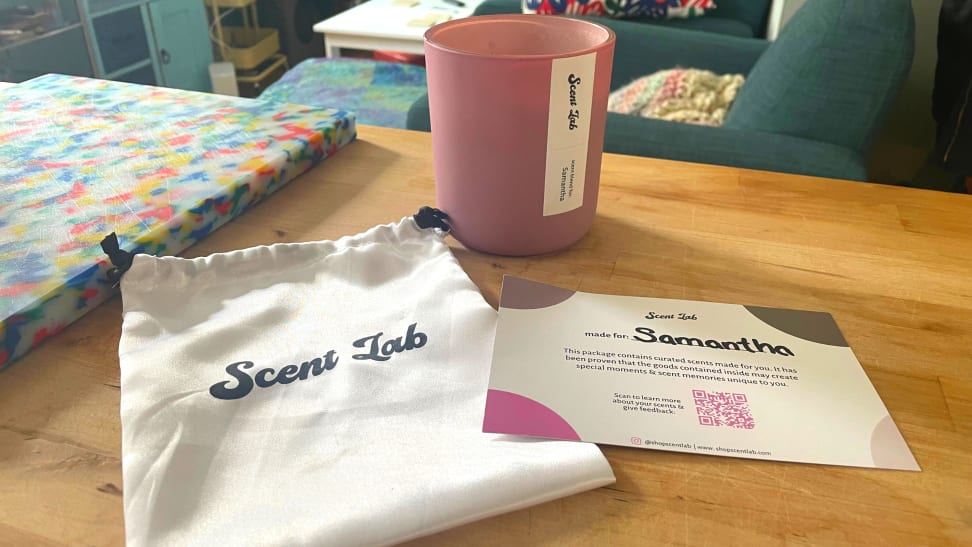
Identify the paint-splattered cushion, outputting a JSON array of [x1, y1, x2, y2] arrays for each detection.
[[522, 0, 717, 19], [261, 58, 427, 129]]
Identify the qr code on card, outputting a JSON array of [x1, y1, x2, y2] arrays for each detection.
[[692, 389, 755, 429]]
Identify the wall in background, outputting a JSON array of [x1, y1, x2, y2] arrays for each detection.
[[778, 0, 942, 184]]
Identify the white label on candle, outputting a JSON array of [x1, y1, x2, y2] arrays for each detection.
[[543, 52, 596, 217]]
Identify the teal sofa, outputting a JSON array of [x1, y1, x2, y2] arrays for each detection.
[[406, 0, 915, 181], [473, 0, 771, 37]]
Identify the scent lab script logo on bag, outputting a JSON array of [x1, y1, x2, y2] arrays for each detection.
[[209, 323, 428, 400]]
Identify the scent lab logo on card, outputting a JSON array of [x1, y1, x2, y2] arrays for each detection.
[[209, 322, 428, 400]]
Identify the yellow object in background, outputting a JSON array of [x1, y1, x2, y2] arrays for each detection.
[[407, 13, 452, 27]]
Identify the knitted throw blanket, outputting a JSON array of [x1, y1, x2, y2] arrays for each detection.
[[608, 68, 745, 126]]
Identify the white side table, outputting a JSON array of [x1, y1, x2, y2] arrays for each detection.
[[766, 0, 794, 41], [313, 0, 483, 57]]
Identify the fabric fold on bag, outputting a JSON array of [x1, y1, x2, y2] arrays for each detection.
[[117, 216, 614, 546]]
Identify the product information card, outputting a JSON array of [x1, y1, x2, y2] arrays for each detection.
[[483, 276, 919, 470]]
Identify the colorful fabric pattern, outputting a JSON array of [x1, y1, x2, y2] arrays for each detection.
[[0, 74, 356, 369], [260, 58, 428, 129], [608, 68, 745, 126], [523, 0, 717, 18]]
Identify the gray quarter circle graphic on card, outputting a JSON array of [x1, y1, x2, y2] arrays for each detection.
[[743, 306, 849, 347], [500, 275, 577, 310]]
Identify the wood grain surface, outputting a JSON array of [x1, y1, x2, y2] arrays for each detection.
[[1, 126, 970, 546]]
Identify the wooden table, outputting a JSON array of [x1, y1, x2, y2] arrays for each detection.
[[1, 126, 970, 545]]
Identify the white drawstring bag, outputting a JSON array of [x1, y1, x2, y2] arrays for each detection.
[[112, 210, 614, 546]]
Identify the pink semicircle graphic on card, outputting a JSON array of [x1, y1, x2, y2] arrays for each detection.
[[483, 389, 581, 441]]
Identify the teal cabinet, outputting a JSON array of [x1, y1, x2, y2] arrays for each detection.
[[147, 0, 213, 91], [90, 4, 156, 79], [1, 0, 213, 91], [1, 26, 93, 81], [0, 0, 90, 81]]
